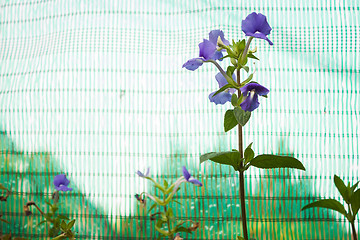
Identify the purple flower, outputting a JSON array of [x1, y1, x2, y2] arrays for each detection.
[[136, 168, 150, 178], [53, 174, 72, 192], [209, 72, 236, 105], [182, 166, 202, 186], [242, 12, 273, 45], [240, 83, 269, 112], [183, 30, 229, 71]]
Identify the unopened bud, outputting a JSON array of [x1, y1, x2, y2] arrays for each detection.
[[217, 36, 226, 48]]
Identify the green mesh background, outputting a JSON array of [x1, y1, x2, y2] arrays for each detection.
[[0, 0, 359, 239]]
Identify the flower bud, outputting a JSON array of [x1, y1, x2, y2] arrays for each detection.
[[217, 36, 226, 48]]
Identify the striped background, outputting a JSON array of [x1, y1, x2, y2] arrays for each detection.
[[0, 0, 359, 239]]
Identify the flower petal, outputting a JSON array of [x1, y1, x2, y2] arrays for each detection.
[[240, 92, 260, 112], [208, 29, 230, 46], [53, 174, 69, 187], [188, 177, 203, 187], [55, 185, 72, 192], [198, 39, 217, 60], [182, 166, 191, 181], [240, 83, 269, 96], [182, 58, 204, 71], [215, 72, 229, 88], [242, 12, 273, 45], [208, 91, 232, 105], [245, 32, 273, 45], [215, 72, 236, 88], [241, 12, 258, 34], [211, 51, 223, 61], [136, 168, 150, 178]]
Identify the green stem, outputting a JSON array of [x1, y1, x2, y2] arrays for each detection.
[[351, 221, 358, 240], [206, 59, 237, 86], [237, 69, 248, 240], [164, 205, 173, 239], [240, 37, 254, 64]]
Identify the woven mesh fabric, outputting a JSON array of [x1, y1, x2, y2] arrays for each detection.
[[0, 0, 359, 239]]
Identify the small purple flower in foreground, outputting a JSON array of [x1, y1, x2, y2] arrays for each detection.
[[209, 72, 236, 105], [182, 166, 202, 186], [136, 168, 150, 178], [240, 83, 269, 112], [53, 174, 72, 192], [242, 12, 273, 45], [183, 30, 230, 71], [174, 233, 183, 240]]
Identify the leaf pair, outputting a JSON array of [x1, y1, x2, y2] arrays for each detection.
[[224, 108, 251, 132], [200, 144, 305, 172], [302, 175, 360, 223]]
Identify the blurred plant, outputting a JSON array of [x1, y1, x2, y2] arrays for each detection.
[[302, 175, 360, 240], [183, 12, 306, 240], [0, 183, 27, 240], [24, 174, 76, 240], [135, 167, 202, 239]]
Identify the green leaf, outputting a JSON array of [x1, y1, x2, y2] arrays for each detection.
[[36, 219, 47, 228], [49, 226, 60, 237], [234, 39, 246, 53], [226, 48, 238, 59], [334, 175, 350, 203], [224, 110, 238, 132], [250, 154, 305, 170], [57, 215, 69, 221], [174, 226, 192, 233], [0, 218, 10, 224], [212, 84, 236, 97], [350, 189, 360, 217], [350, 181, 359, 193], [60, 220, 67, 231], [244, 143, 254, 165], [66, 219, 76, 230], [247, 52, 259, 61], [238, 65, 249, 73], [301, 199, 347, 217], [166, 208, 174, 221], [200, 151, 242, 171], [226, 66, 236, 77], [231, 94, 238, 107], [163, 179, 168, 188], [148, 203, 157, 213], [45, 200, 52, 207], [171, 199, 182, 205], [233, 107, 251, 126], [240, 73, 254, 87], [0, 183, 8, 191], [237, 237, 246, 240]]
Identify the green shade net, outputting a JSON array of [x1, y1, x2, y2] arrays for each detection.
[[0, 0, 359, 239]]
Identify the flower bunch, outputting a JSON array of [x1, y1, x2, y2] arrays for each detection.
[[183, 12, 272, 113], [135, 167, 202, 239]]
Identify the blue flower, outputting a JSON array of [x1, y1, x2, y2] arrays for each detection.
[[53, 174, 72, 192], [242, 12, 273, 45], [209, 72, 236, 105], [183, 30, 229, 71], [136, 168, 150, 178], [240, 83, 269, 112], [182, 166, 202, 186]]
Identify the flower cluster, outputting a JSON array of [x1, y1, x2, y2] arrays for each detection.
[[135, 166, 202, 239], [183, 12, 273, 112]]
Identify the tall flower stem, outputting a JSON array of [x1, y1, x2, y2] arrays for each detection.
[[351, 221, 358, 240], [237, 69, 248, 240]]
